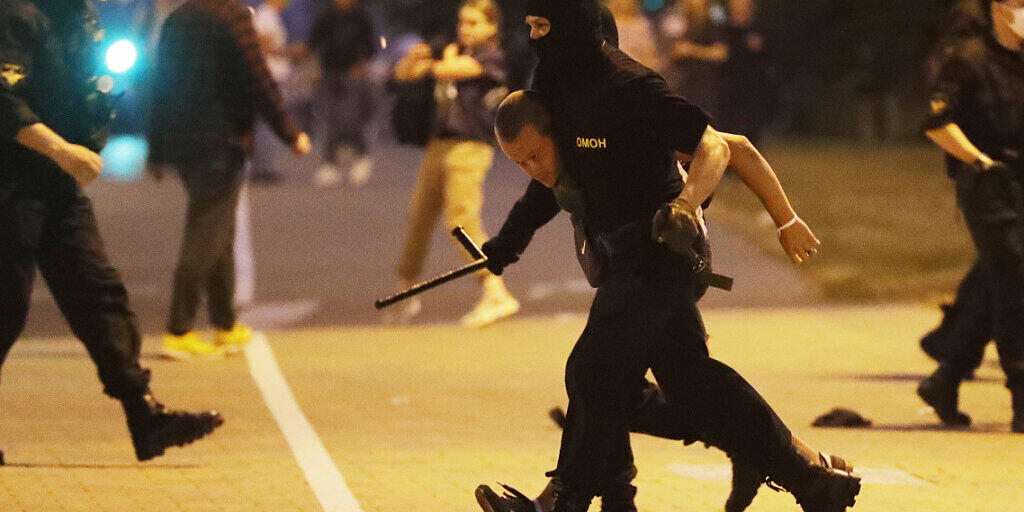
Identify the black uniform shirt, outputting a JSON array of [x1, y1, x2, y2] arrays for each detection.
[[926, 33, 1024, 164], [494, 43, 709, 254], [0, 0, 111, 192], [548, 43, 709, 234]]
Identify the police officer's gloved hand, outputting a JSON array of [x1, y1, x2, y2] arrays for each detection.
[[481, 238, 520, 276], [651, 197, 701, 255]]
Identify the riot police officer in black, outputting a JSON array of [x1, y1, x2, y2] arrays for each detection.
[[917, 0, 1024, 433], [0, 0, 223, 461], [473, 1, 861, 511]]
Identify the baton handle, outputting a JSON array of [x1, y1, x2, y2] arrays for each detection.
[[452, 226, 485, 260], [375, 260, 489, 309]]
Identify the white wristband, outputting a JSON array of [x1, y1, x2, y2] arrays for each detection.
[[777, 215, 800, 236]]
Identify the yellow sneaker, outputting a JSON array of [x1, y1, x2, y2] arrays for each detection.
[[162, 332, 226, 361], [215, 322, 256, 355]]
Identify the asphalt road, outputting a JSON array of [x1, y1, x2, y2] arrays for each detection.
[[21, 141, 819, 338]]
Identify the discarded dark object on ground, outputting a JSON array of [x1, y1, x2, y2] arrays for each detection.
[[813, 408, 873, 428]]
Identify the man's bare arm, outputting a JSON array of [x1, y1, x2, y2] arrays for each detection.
[[925, 123, 995, 169], [16, 123, 103, 187], [717, 131, 821, 264], [676, 127, 730, 209]]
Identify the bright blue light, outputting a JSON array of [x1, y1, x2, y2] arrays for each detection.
[[105, 40, 138, 74], [100, 135, 148, 182]]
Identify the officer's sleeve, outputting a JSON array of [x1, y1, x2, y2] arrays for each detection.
[[493, 180, 561, 255], [224, 3, 300, 145], [0, 8, 43, 141], [621, 73, 710, 155], [923, 52, 979, 131]]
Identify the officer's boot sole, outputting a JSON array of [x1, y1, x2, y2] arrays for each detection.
[[475, 484, 536, 512]]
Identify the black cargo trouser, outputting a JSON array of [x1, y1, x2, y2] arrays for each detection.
[[920, 261, 992, 373], [166, 146, 246, 335], [0, 185, 150, 400], [552, 242, 793, 497], [941, 166, 1024, 390]]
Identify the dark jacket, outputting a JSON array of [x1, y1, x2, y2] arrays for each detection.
[[432, 42, 507, 142], [147, 0, 299, 165], [307, 5, 377, 74], [0, 0, 111, 194]]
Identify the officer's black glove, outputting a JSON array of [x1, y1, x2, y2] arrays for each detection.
[[481, 238, 519, 276], [651, 197, 706, 273], [651, 198, 701, 252]]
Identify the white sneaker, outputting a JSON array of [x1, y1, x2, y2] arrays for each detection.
[[461, 291, 520, 329], [348, 157, 372, 186], [315, 164, 341, 187]]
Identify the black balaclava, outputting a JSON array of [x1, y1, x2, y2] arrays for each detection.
[[527, 0, 605, 66]]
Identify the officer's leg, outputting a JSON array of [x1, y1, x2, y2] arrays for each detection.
[[551, 270, 648, 508], [920, 261, 992, 370], [648, 271, 858, 511], [0, 190, 46, 374], [961, 172, 1024, 432], [167, 150, 243, 335], [36, 194, 151, 399]]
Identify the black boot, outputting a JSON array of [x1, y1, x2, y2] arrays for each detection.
[[766, 447, 860, 512], [550, 479, 593, 512], [917, 365, 971, 426], [121, 392, 224, 461]]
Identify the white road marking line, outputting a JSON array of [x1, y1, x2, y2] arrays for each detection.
[[668, 463, 930, 486], [245, 333, 364, 512]]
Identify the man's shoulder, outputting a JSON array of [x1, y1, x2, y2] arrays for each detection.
[[602, 44, 662, 90]]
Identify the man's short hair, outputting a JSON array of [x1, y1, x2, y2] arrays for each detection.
[[495, 90, 552, 142]]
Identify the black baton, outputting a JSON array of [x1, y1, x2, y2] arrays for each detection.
[[375, 227, 488, 310]]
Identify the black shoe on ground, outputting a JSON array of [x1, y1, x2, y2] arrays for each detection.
[[0, 448, 4, 466], [475, 484, 537, 512], [917, 369, 971, 426], [122, 393, 224, 462], [787, 466, 862, 512], [1012, 416, 1024, 434]]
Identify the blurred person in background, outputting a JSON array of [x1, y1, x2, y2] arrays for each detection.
[[250, 0, 294, 182], [604, 0, 663, 72], [308, 0, 380, 187], [391, 0, 519, 328], [916, 0, 1024, 433], [1, 0, 223, 462], [717, 0, 770, 146], [666, 0, 724, 120], [147, 0, 311, 360]]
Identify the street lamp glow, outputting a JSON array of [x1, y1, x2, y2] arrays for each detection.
[[105, 40, 138, 74]]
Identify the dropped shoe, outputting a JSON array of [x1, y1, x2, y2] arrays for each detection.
[[461, 293, 520, 329], [216, 322, 256, 355], [121, 393, 224, 461], [162, 332, 225, 360]]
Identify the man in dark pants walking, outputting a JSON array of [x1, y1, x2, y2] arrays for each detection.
[[471, 1, 861, 510], [916, 0, 1024, 433], [0, 0, 223, 462], [148, 0, 311, 360]]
